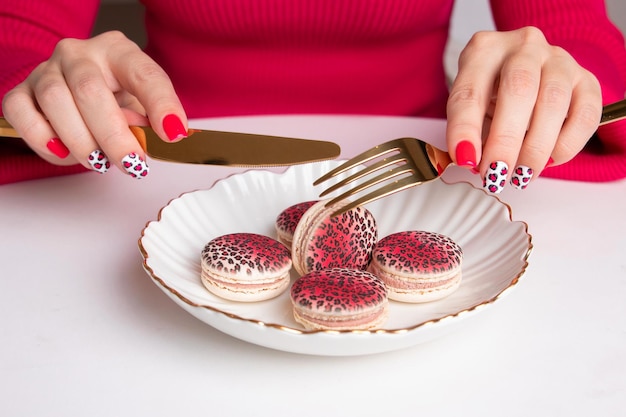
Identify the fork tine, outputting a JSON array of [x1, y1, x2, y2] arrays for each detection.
[[318, 155, 407, 197], [313, 138, 406, 185], [315, 137, 447, 217], [323, 164, 413, 207], [329, 175, 423, 217]]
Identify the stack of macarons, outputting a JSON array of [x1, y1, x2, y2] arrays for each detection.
[[199, 198, 463, 331]]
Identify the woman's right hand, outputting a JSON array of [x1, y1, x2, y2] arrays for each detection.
[[1, 31, 188, 178]]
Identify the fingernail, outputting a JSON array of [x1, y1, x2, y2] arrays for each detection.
[[455, 140, 477, 168], [544, 157, 555, 169], [87, 150, 110, 174], [46, 138, 70, 159], [483, 161, 508, 194], [121, 152, 149, 179], [162, 114, 187, 141], [510, 165, 533, 190]]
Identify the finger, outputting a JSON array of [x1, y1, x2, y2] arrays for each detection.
[[446, 31, 506, 170], [120, 106, 150, 126], [30, 58, 117, 175], [55, 42, 149, 178], [425, 144, 453, 175], [511, 49, 574, 189], [553, 73, 602, 164], [31, 64, 114, 175], [116, 91, 149, 124], [103, 33, 188, 142], [481, 46, 543, 194], [2, 81, 80, 166]]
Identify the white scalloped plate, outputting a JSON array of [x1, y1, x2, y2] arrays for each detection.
[[139, 160, 532, 356]]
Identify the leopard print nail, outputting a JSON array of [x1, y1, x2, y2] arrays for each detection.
[[121, 152, 149, 179], [87, 150, 110, 174], [510, 165, 533, 190], [483, 161, 508, 194]]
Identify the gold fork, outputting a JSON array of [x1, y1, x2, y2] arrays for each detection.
[[314, 98, 626, 216]]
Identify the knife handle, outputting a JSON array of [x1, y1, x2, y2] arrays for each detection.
[[0, 117, 19, 138], [599, 98, 626, 126], [129, 125, 148, 152], [1, 117, 149, 152]]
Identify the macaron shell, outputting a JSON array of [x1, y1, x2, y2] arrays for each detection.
[[201, 269, 291, 302], [290, 267, 388, 330], [372, 231, 462, 276], [369, 262, 462, 303], [293, 304, 388, 331], [201, 233, 292, 280], [291, 200, 377, 276]]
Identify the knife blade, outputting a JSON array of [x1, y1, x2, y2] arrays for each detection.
[[0, 117, 341, 167]]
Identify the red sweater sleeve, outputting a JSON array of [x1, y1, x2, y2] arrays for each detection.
[[490, 0, 626, 181], [0, 0, 99, 185]]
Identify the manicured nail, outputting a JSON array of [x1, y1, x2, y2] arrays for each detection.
[[121, 152, 149, 179], [510, 165, 533, 190], [483, 161, 508, 194], [87, 150, 110, 174], [162, 114, 187, 141], [455, 140, 477, 168], [544, 157, 555, 169], [46, 138, 70, 159]]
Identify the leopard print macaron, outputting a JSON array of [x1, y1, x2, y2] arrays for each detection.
[[368, 230, 463, 303], [290, 267, 389, 330], [200, 232, 292, 302], [291, 200, 377, 276], [275, 200, 318, 247]]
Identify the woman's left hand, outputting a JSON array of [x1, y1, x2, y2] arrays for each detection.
[[446, 26, 602, 193]]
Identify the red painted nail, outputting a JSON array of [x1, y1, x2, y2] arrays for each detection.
[[455, 140, 477, 168], [162, 114, 187, 141], [46, 138, 70, 158], [544, 157, 555, 169]]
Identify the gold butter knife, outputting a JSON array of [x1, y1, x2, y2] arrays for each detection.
[[0, 117, 341, 167]]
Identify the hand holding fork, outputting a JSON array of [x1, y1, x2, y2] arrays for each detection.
[[315, 98, 626, 217]]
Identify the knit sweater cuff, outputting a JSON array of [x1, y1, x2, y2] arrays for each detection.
[[0, 142, 88, 185]]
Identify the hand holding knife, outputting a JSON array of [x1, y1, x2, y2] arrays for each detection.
[[0, 117, 341, 168]]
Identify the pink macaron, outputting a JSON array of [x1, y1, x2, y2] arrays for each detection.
[[291, 200, 378, 276], [200, 233, 292, 302], [368, 230, 463, 303], [274, 200, 318, 248], [290, 267, 389, 330]]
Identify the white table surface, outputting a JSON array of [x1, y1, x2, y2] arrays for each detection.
[[1, 115, 625, 417]]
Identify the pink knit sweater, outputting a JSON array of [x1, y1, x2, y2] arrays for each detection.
[[1, 0, 625, 184]]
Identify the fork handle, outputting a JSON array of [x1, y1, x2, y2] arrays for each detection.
[[600, 98, 626, 126]]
